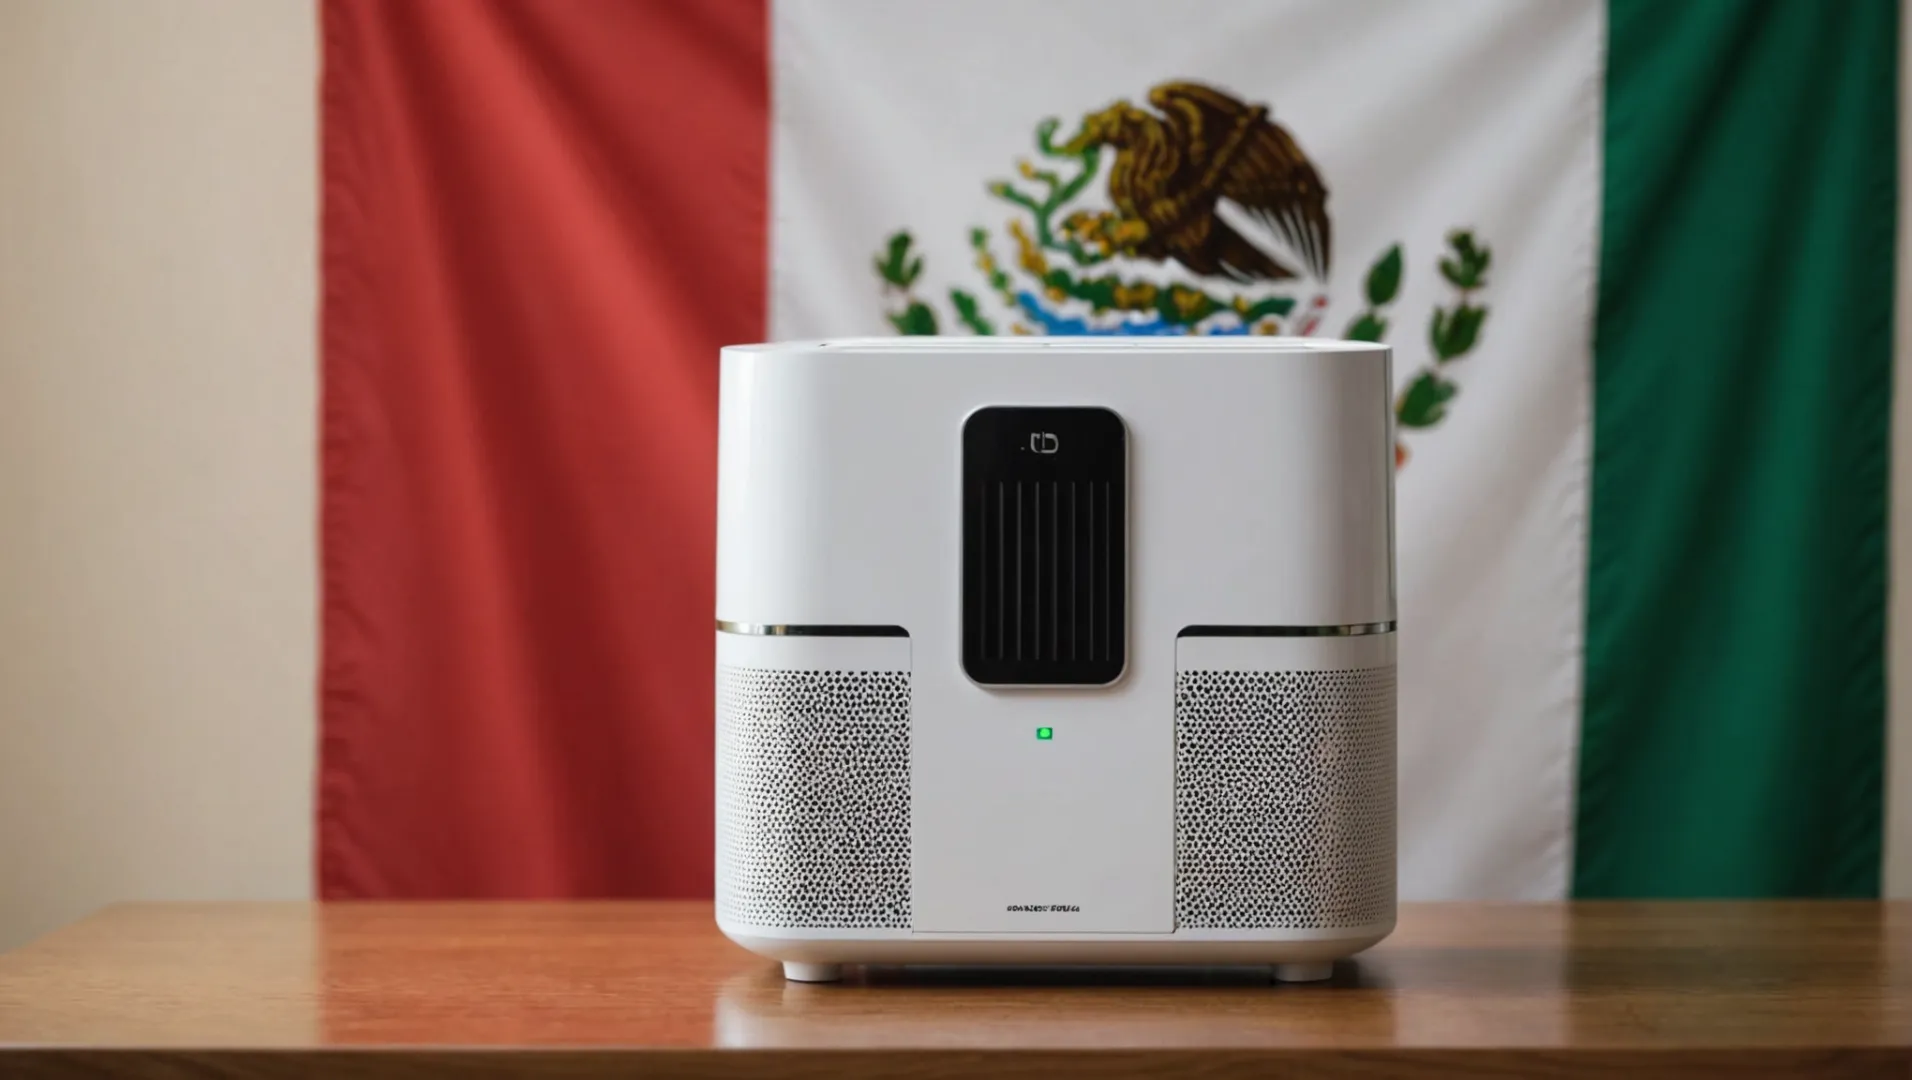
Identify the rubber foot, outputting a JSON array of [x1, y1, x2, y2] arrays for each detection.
[[1273, 961, 1334, 983], [782, 961, 843, 983]]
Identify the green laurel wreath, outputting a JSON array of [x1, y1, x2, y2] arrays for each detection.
[[875, 230, 1001, 336], [1369, 231, 1492, 430]]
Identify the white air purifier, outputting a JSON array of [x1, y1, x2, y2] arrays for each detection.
[[715, 338, 1396, 983]]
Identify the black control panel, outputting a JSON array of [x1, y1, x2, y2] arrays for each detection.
[[962, 406, 1126, 686]]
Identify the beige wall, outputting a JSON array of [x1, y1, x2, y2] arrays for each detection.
[[0, 1, 1904, 954], [0, 0, 319, 950]]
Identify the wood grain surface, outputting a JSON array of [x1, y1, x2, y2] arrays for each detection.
[[0, 901, 1907, 1078]]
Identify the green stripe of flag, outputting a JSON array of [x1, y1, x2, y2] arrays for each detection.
[[1577, 0, 1897, 897]]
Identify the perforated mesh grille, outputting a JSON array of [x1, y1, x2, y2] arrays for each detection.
[[716, 666, 910, 929], [1175, 667, 1396, 929]]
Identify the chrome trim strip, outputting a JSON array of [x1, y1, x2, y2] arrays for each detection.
[[1177, 622, 1397, 638], [716, 621, 909, 638]]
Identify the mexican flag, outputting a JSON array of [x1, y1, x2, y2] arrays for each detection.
[[319, 0, 1900, 900]]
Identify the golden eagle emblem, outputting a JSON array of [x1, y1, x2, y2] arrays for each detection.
[[1058, 82, 1330, 282], [872, 77, 1494, 468]]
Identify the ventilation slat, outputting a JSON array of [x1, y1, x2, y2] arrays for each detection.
[[1101, 479, 1112, 662], [1033, 481, 1041, 659], [1050, 479, 1060, 661], [1087, 482, 1097, 662], [1001, 479, 1017, 657], [1014, 480, 1023, 660]]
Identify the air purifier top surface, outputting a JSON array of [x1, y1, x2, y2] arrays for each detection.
[[718, 337, 1392, 635]]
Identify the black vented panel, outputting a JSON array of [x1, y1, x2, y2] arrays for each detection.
[[963, 407, 1125, 685]]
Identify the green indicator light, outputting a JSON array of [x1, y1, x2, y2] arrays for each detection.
[[1036, 727, 1054, 740]]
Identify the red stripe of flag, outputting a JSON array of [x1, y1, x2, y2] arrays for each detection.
[[319, 0, 767, 897]]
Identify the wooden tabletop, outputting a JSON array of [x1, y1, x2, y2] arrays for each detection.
[[0, 901, 1907, 1078]]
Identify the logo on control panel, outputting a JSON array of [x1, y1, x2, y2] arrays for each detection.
[[1028, 432, 1061, 454]]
